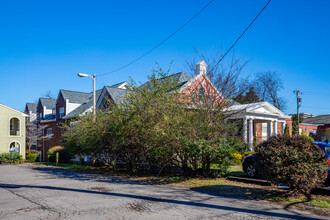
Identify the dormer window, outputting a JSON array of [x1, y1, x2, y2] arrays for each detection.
[[9, 117, 20, 136]]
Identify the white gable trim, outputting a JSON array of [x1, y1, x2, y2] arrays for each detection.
[[0, 104, 28, 117]]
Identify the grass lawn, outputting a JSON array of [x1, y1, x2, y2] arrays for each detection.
[[34, 162, 329, 216]]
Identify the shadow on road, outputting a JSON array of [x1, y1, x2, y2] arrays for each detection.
[[31, 166, 147, 186], [0, 182, 320, 220]]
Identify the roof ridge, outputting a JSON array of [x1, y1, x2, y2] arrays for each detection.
[[60, 89, 90, 94]]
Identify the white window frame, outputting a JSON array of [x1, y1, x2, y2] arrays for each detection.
[[261, 123, 268, 141], [47, 128, 52, 136], [9, 141, 21, 153], [9, 117, 21, 137]]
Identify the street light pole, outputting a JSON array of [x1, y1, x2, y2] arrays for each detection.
[[78, 72, 97, 165], [92, 73, 96, 123], [78, 73, 96, 122]]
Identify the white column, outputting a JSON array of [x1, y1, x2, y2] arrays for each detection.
[[282, 122, 286, 134], [243, 118, 248, 143], [249, 119, 253, 150], [269, 121, 273, 137], [274, 120, 278, 136]]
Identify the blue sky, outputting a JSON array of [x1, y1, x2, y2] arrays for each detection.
[[0, 0, 329, 115]]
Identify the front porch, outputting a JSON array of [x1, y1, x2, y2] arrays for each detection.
[[227, 102, 291, 151], [242, 117, 286, 150]]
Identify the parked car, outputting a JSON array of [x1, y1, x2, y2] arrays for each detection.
[[312, 141, 330, 179], [242, 142, 330, 178], [242, 153, 258, 178]]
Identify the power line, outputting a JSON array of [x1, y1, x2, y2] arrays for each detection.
[[301, 106, 330, 110], [98, 0, 215, 78], [210, 0, 272, 73]]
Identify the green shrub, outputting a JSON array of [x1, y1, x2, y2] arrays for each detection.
[[255, 135, 328, 195], [26, 149, 40, 156], [301, 134, 314, 142], [48, 146, 72, 163], [243, 151, 255, 156], [0, 152, 23, 164], [26, 149, 40, 162], [26, 153, 37, 162]]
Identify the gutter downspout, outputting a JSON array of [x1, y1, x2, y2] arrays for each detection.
[[43, 127, 45, 161]]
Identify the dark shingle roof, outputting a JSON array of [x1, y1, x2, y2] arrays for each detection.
[[26, 103, 37, 113], [302, 115, 330, 125], [60, 89, 91, 104], [105, 86, 131, 104], [62, 89, 102, 119], [139, 72, 192, 89], [40, 98, 56, 109], [110, 81, 129, 88]]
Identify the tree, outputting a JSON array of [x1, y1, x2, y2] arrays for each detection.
[[254, 72, 287, 110], [26, 122, 53, 150], [63, 63, 244, 176], [185, 51, 251, 102], [42, 90, 55, 99], [234, 87, 260, 104], [255, 135, 328, 195], [291, 114, 303, 135]]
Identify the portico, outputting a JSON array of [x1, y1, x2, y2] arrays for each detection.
[[227, 102, 290, 150]]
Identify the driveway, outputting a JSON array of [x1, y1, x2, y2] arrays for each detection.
[[0, 165, 325, 220]]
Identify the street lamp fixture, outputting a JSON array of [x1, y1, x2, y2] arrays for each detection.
[[77, 73, 96, 122]]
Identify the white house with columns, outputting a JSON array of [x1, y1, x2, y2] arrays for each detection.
[[226, 102, 291, 150]]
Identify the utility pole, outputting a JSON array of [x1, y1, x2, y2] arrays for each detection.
[[293, 90, 302, 135]]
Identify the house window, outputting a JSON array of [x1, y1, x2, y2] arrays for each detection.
[[313, 129, 317, 135], [262, 123, 268, 141], [208, 95, 212, 104], [9, 117, 20, 136], [59, 107, 65, 118], [199, 88, 205, 103], [39, 113, 43, 119], [191, 93, 196, 103], [47, 128, 52, 136], [9, 141, 20, 153]]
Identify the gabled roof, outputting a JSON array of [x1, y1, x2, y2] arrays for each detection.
[[226, 102, 290, 119], [60, 89, 91, 104], [110, 81, 131, 89], [0, 104, 28, 117], [62, 89, 103, 119], [140, 72, 193, 90], [39, 98, 56, 109], [302, 114, 330, 125], [104, 86, 131, 104], [26, 103, 37, 113]]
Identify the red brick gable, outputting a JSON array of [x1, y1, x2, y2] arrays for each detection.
[[179, 74, 223, 106]]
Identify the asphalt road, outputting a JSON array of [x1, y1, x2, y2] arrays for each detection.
[[0, 165, 326, 220]]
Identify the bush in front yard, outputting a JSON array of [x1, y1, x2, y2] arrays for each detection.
[[255, 135, 328, 195], [26, 150, 40, 162], [48, 146, 72, 163], [0, 152, 23, 164], [26, 153, 37, 162]]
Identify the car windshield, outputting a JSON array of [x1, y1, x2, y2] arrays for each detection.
[[325, 146, 330, 155]]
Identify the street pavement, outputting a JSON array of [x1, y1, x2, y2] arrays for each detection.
[[0, 164, 327, 220]]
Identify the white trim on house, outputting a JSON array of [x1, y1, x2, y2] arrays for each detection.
[[8, 116, 21, 137], [0, 104, 28, 117], [8, 141, 21, 153]]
